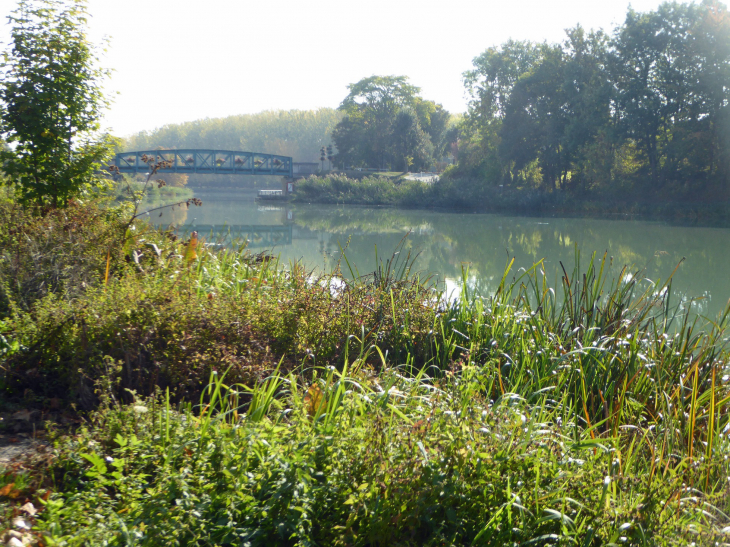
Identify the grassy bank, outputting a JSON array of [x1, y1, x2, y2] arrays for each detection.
[[293, 174, 730, 224], [293, 173, 433, 207], [2, 196, 730, 544]]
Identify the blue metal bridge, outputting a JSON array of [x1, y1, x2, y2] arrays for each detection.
[[115, 149, 293, 178]]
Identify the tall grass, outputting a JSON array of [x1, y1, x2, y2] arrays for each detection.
[[4, 202, 730, 543], [37, 324, 730, 544]]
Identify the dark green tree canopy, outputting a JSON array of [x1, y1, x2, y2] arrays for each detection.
[[339, 75, 421, 119], [333, 76, 449, 171], [458, 0, 730, 192]]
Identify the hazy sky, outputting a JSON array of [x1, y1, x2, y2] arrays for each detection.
[[1, 0, 672, 137]]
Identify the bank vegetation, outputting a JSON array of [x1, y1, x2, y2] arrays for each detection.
[[3, 192, 730, 544]]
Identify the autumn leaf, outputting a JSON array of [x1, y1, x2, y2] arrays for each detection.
[[304, 384, 326, 417], [0, 483, 19, 498], [185, 231, 198, 263]]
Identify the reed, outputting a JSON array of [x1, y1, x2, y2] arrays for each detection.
[[4, 202, 730, 543]]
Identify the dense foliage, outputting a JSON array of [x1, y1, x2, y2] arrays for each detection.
[[0, 0, 113, 207], [2, 199, 730, 543], [332, 76, 453, 172], [293, 173, 730, 222], [456, 1, 730, 194]]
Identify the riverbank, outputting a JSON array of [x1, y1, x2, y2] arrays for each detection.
[[2, 195, 730, 544], [293, 173, 730, 226]]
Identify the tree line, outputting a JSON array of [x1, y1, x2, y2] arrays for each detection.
[[124, 0, 730, 197], [453, 0, 730, 194], [122, 78, 457, 175], [328, 1, 729, 194], [6, 0, 724, 207], [123, 109, 342, 164]]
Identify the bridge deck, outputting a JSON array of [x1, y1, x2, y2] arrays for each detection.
[[115, 149, 293, 178]]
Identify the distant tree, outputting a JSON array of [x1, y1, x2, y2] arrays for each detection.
[[330, 115, 367, 169], [458, 2, 730, 192], [560, 26, 613, 190], [123, 109, 342, 165], [332, 75, 446, 170], [692, 0, 730, 180], [464, 40, 544, 124], [611, 1, 730, 186], [412, 99, 449, 144], [333, 75, 421, 169], [460, 41, 544, 184], [0, 0, 113, 207], [500, 44, 570, 190]]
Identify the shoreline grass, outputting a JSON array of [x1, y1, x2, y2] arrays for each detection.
[[293, 174, 730, 226], [2, 198, 730, 544]]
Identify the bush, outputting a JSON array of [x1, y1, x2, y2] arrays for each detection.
[[2, 223, 438, 407], [0, 198, 127, 315], [294, 174, 434, 207]]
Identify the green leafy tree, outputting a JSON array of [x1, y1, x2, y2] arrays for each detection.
[[0, 0, 113, 207], [464, 40, 544, 124], [460, 40, 544, 184], [459, 2, 730, 193], [499, 44, 570, 189], [609, 1, 730, 186], [611, 4, 685, 185], [559, 27, 614, 190], [332, 76, 447, 170], [333, 75, 421, 169], [390, 108, 433, 172], [414, 99, 451, 158], [692, 0, 730, 180]]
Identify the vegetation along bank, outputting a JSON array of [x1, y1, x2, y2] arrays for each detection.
[[2, 0, 730, 545], [130, 0, 730, 216], [4, 195, 730, 545], [293, 172, 730, 224]]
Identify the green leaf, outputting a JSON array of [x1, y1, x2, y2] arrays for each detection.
[[80, 453, 107, 475]]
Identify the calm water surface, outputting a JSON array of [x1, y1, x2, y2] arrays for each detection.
[[154, 189, 730, 320]]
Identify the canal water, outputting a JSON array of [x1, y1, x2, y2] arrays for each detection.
[[153, 188, 730, 321]]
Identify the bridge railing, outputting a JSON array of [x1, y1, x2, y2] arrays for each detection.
[[115, 149, 293, 178]]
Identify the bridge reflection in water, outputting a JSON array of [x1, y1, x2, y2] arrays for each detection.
[[175, 224, 294, 248]]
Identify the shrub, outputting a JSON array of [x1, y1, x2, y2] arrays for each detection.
[[0, 198, 127, 315]]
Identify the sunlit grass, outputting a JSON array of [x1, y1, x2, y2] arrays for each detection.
[[3, 202, 730, 544]]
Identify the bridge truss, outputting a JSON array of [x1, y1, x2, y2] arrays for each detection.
[[115, 149, 293, 178]]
